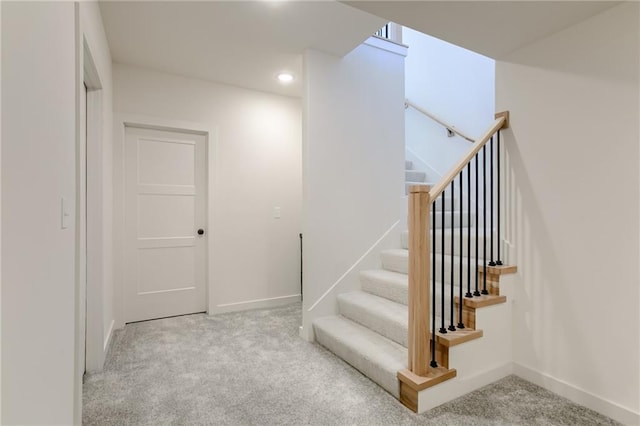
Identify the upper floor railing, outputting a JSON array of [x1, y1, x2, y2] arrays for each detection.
[[375, 24, 391, 39], [374, 22, 403, 44]]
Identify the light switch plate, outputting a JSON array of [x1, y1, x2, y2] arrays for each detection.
[[61, 197, 71, 229], [273, 207, 281, 219]]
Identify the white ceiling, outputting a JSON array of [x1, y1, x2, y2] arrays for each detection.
[[100, 1, 622, 98], [343, 1, 622, 59], [99, 1, 386, 97]]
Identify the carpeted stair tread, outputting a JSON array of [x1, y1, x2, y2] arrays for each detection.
[[380, 249, 410, 274], [313, 315, 407, 398], [405, 181, 435, 187], [338, 291, 408, 347], [380, 249, 498, 288], [359, 268, 484, 317], [360, 269, 408, 305], [335, 291, 481, 350]]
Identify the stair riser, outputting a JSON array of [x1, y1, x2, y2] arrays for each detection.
[[401, 231, 494, 256], [405, 170, 427, 182], [359, 277, 459, 320], [381, 254, 489, 287], [338, 297, 457, 350], [430, 212, 473, 229], [360, 273, 407, 306], [380, 252, 409, 275], [380, 252, 409, 274], [437, 263, 484, 288], [338, 296, 408, 347], [433, 196, 461, 211]]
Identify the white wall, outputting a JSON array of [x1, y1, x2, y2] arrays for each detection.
[[404, 27, 495, 177], [113, 64, 302, 321], [496, 3, 639, 423], [79, 0, 114, 372], [301, 38, 406, 340], [1, 2, 77, 424], [0, 2, 4, 421]]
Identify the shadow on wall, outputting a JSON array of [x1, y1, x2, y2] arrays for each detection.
[[504, 131, 608, 392]]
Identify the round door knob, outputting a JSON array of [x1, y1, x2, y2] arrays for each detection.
[[197, 229, 205, 235]]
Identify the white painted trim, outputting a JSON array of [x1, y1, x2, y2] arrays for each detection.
[[84, 37, 106, 375], [307, 220, 400, 312], [113, 113, 216, 329], [513, 363, 640, 425], [118, 113, 212, 136], [103, 320, 115, 352], [0, 2, 3, 420], [211, 294, 301, 315], [385, 22, 403, 45], [73, 6, 85, 423], [363, 36, 408, 57]]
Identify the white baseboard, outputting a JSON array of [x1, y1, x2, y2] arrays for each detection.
[[418, 362, 513, 412], [513, 363, 639, 425], [299, 325, 311, 341], [103, 319, 115, 352], [210, 294, 301, 315]]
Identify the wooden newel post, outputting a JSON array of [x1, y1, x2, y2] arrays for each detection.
[[408, 185, 431, 377]]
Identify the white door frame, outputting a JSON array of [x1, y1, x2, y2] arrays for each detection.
[[113, 114, 215, 329], [83, 37, 106, 374], [75, 33, 106, 424]]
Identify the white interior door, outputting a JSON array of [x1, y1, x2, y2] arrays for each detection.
[[124, 126, 207, 323]]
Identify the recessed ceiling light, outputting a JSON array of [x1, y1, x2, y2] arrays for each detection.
[[277, 73, 294, 83]]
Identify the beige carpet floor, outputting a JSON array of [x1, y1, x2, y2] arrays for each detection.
[[83, 303, 619, 425]]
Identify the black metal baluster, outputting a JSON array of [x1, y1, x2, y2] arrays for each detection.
[[474, 155, 480, 297], [448, 182, 456, 332], [497, 130, 503, 266], [440, 192, 447, 334], [430, 203, 438, 368], [489, 136, 496, 267], [458, 171, 465, 328], [482, 144, 489, 295], [466, 163, 472, 299]]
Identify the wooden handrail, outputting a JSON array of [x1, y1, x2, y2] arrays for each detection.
[[405, 100, 476, 143], [429, 114, 507, 201]]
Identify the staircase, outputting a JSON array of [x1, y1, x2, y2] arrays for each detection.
[[313, 225, 516, 404], [313, 113, 514, 412]]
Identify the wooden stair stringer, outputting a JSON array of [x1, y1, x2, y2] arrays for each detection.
[[455, 265, 517, 330], [398, 264, 517, 412]]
